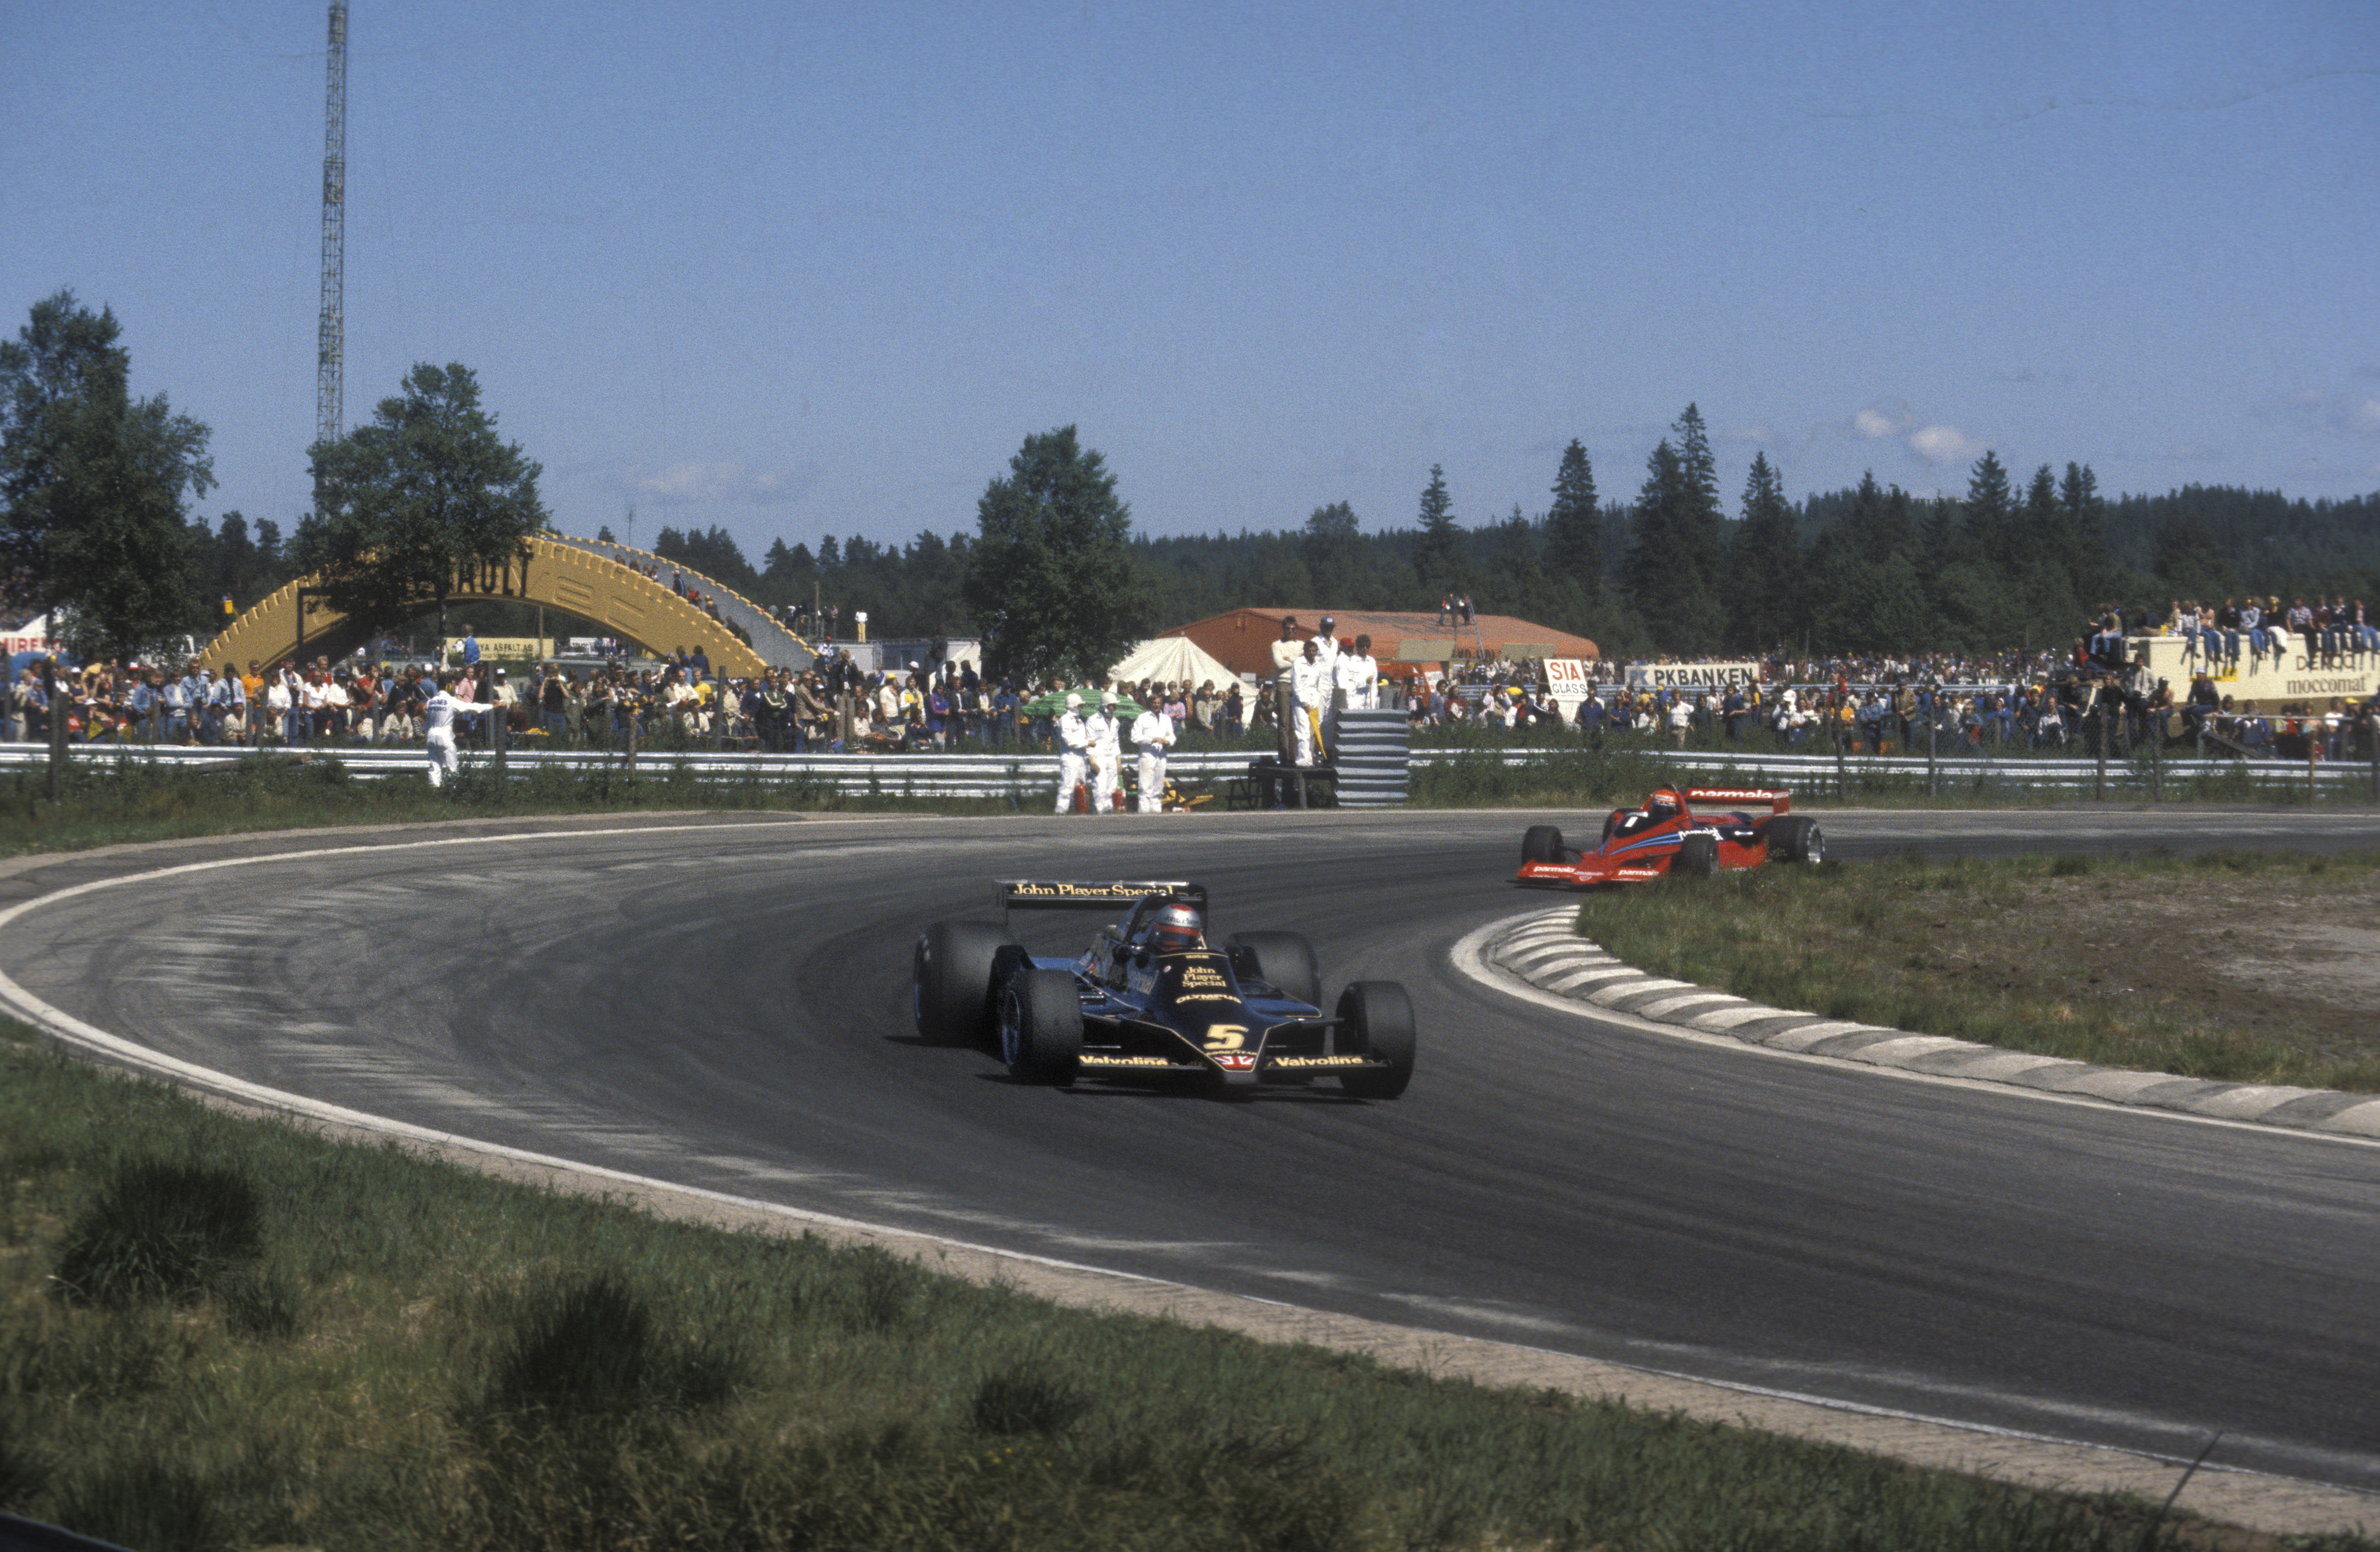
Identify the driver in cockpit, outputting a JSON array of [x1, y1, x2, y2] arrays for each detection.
[[1148, 902, 1206, 953], [1612, 787, 1686, 839]]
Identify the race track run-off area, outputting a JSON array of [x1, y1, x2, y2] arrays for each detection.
[[2, 807, 2378, 1511]]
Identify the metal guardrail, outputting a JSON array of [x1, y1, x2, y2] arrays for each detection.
[[0, 744, 1356, 802], [1425, 742, 2380, 798], [1, 737, 2372, 802]]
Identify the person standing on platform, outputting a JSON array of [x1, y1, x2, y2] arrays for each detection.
[[1335, 632, 1379, 714], [1053, 692, 1091, 812], [1292, 638, 1332, 765], [1131, 693, 1175, 813], [1268, 615, 1304, 766], [1312, 616, 1344, 752], [1087, 689, 1125, 813]]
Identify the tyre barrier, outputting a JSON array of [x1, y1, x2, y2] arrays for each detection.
[[1332, 708, 1409, 809]]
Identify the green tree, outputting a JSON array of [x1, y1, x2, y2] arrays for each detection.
[[1669, 404, 1726, 557], [2057, 461, 2115, 602], [963, 425, 1145, 684], [1544, 440, 1602, 603], [1300, 501, 1364, 603], [2152, 514, 2234, 600], [1410, 465, 1466, 600], [298, 362, 549, 656], [1488, 503, 1547, 619], [1624, 440, 1723, 653], [0, 289, 215, 662], [655, 523, 759, 591], [1962, 450, 2014, 557], [1723, 452, 1799, 652]]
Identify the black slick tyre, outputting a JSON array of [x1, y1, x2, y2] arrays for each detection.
[[1673, 833, 1719, 876], [913, 920, 1020, 1043], [1521, 824, 1564, 864], [1766, 814, 1824, 864], [1226, 931, 1322, 1009], [1335, 981, 1416, 1099], [998, 967, 1082, 1083]]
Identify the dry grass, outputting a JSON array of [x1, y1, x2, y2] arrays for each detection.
[[1571, 849, 2380, 1092]]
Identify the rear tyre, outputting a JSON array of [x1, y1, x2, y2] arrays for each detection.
[[1521, 824, 1564, 864], [1765, 814, 1824, 864], [1673, 833, 1719, 876], [1226, 931, 1322, 1009], [998, 968, 1082, 1083], [1336, 982, 1416, 1099], [913, 920, 1021, 1043]]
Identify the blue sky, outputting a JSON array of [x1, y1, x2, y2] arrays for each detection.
[[5, 0, 2375, 563]]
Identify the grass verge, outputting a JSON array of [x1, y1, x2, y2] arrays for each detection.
[[0, 752, 1026, 858], [0, 1022, 2315, 1551], [1569, 849, 2380, 1093]]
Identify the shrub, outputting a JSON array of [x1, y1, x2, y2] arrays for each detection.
[[479, 1273, 740, 1421], [970, 1364, 1092, 1436], [52, 1160, 261, 1309]]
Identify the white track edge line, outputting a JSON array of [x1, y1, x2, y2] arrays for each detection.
[[1449, 910, 2380, 1150]]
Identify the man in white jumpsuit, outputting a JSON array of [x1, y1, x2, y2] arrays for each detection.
[[421, 671, 495, 789], [1086, 690, 1125, 813], [1335, 633, 1379, 714], [1311, 616, 1344, 753], [1130, 695, 1174, 813], [1268, 616, 1304, 765], [1053, 692, 1091, 812], [1291, 639, 1332, 765]]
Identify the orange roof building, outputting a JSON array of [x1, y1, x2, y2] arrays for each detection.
[[1160, 607, 1599, 679]]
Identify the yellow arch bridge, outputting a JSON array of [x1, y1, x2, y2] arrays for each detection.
[[202, 534, 816, 676]]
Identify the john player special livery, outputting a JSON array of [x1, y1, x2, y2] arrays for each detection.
[[911, 881, 1416, 1098], [1513, 786, 1824, 887]]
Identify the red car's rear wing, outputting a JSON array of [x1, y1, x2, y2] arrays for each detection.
[[1684, 787, 1791, 814]]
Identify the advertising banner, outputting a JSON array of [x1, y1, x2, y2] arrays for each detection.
[[1625, 660, 1759, 691]]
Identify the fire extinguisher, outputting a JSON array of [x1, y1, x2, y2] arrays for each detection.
[[1072, 781, 1090, 813]]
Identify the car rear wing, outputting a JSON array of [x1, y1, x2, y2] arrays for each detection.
[[995, 880, 1206, 919], [1684, 787, 1790, 813]]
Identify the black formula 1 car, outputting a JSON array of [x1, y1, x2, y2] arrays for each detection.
[[1513, 785, 1824, 887], [911, 880, 1416, 1097]]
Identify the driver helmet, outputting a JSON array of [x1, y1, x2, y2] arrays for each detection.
[[1151, 903, 1204, 952], [1646, 786, 1686, 819]]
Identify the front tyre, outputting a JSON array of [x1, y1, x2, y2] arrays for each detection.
[[1336, 981, 1416, 1099], [1765, 814, 1824, 864], [1225, 931, 1322, 1010], [1521, 824, 1564, 864], [998, 968, 1082, 1084], [913, 920, 1021, 1043], [1673, 833, 1719, 876]]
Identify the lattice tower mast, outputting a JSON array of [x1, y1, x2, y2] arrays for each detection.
[[315, 1, 347, 456]]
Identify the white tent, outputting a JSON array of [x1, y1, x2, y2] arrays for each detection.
[[1105, 635, 1238, 690]]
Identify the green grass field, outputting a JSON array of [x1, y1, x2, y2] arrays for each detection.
[[1, 1021, 2309, 1552], [1567, 850, 2380, 1093]]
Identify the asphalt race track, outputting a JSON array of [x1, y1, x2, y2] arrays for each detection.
[[4, 807, 2378, 1492]]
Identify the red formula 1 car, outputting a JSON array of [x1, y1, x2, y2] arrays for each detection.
[[1513, 786, 1824, 887]]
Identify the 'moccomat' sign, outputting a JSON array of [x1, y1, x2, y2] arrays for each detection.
[[1625, 661, 1759, 690]]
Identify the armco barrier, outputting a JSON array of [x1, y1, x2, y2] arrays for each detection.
[[0, 738, 2371, 803], [0, 744, 1364, 803], [1429, 744, 2380, 799]]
